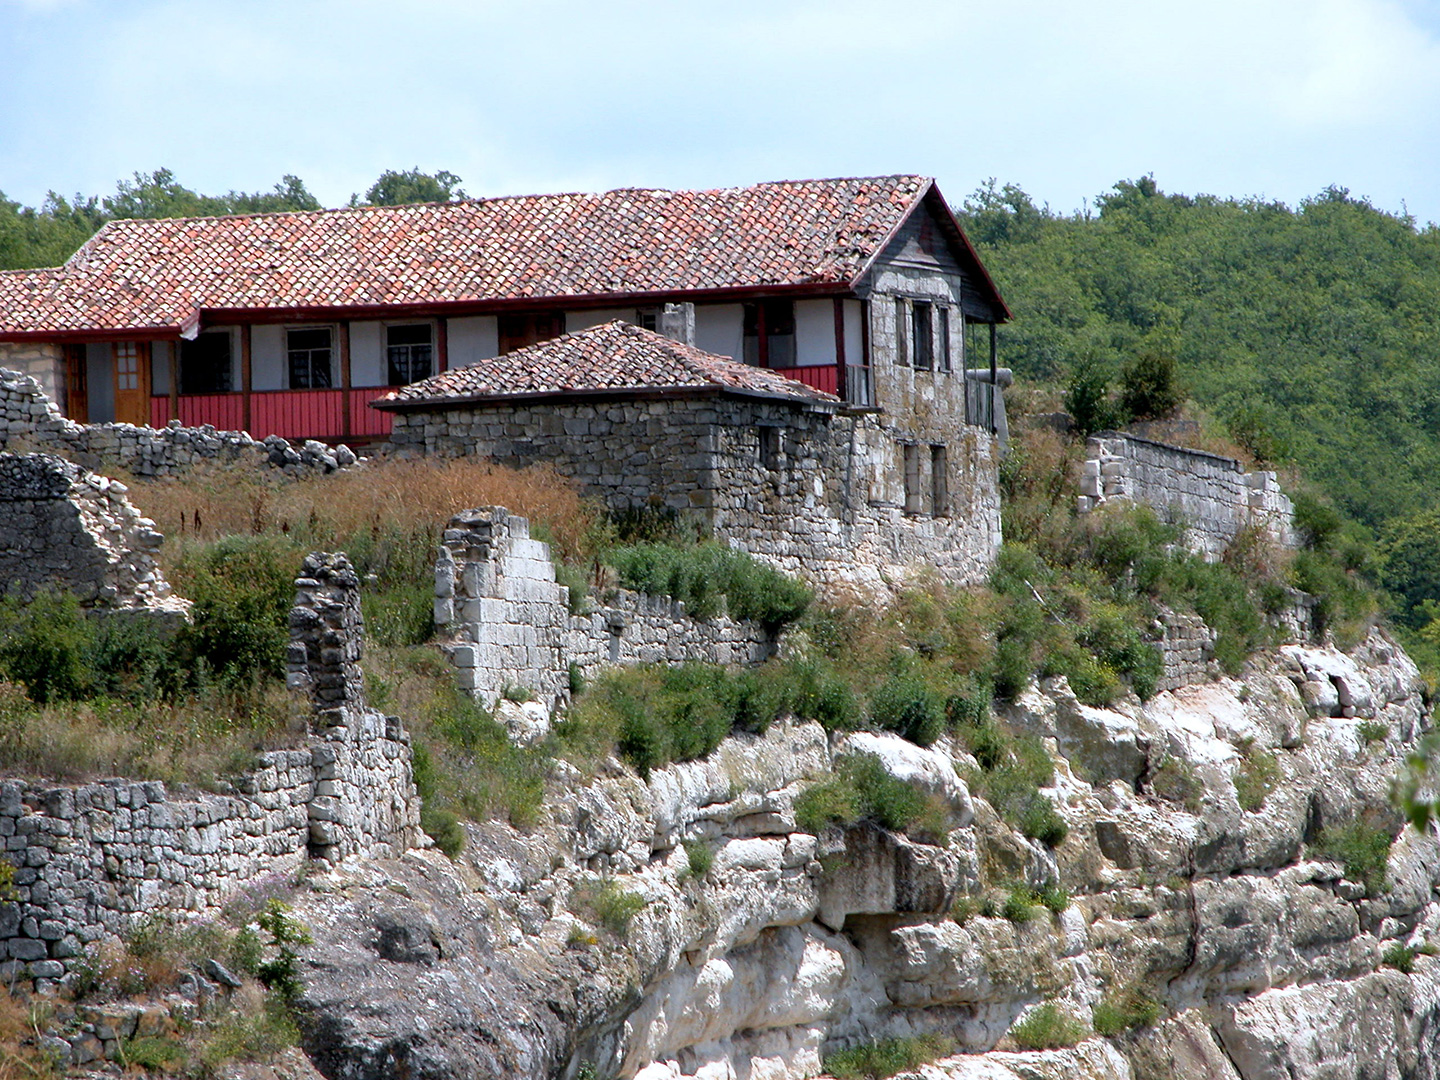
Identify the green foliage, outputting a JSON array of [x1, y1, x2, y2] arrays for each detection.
[[555, 560, 592, 615], [795, 753, 942, 840], [1234, 744, 1281, 812], [868, 667, 947, 747], [1312, 821, 1396, 897], [1149, 754, 1203, 813], [196, 995, 300, 1073], [362, 584, 434, 647], [1008, 1003, 1088, 1050], [356, 168, 466, 206], [574, 878, 647, 936], [607, 541, 812, 629], [121, 1036, 187, 1072], [254, 899, 313, 1000], [0, 858, 15, 902], [1382, 942, 1418, 974], [1357, 720, 1389, 745], [1119, 350, 1186, 420], [174, 536, 299, 681], [1091, 985, 1164, 1036], [682, 839, 715, 880], [0, 590, 94, 703], [1002, 885, 1041, 923], [821, 1034, 955, 1080], [1063, 355, 1126, 436], [963, 729, 1069, 847]]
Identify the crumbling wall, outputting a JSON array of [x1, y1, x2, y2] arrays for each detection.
[[389, 396, 1002, 593], [1078, 432, 1296, 559], [1153, 607, 1218, 693], [0, 368, 355, 477], [435, 508, 776, 708], [0, 553, 420, 991], [0, 452, 183, 613]]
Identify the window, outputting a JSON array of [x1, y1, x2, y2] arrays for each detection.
[[115, 342, 141, 392], [903, 443, 921, 514], [912, 301, 933, 370], [287, 327, 333, 389], [498, 312, 564, 354], [179, 331, 232, 394], [938, 307, 952, 372], [742, 300, 796, 368], [894, 298, 909, 366], [759, 426, 782, 470], [635, 307, 661, 331], [931, 445, 949, 516], [386, 323, 433, 385]]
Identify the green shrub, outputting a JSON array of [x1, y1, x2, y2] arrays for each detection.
[[1312, 821, 1395, 898], [822, 1034, 954, 1080], [607, 542, 811, 629], [1149, 754, 1202, 813], [554, 560, 592, 615], [575, 879, 647, 936], [1091, 985, 1164, 1036], [1234, 745, 1281, 812], [795, 753, 935, 838], [0, 590, 95, 703], [869, 668, 947, 747], [1003, 885, 1041, 923], [966, 732, 1069, 847], [1064, 355, 1127, 436], [197, 995, 300, 1073], [122, 1036, 187, 1072], [421, 804, 466, 857], [1382, 943, 1417, 974], [361, 584, 434, 647], [1038, 884, 1070, 913], [254, 899, 313, 1000], [1008, 1002, 1088, 1050], [1357, 720, 1389, 745], [174, 536, 299, 681], [1119, 350, 1185, 420], [683, 839, 715, 880]]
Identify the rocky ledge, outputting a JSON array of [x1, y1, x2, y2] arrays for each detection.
[[290, 629, 1440, 1080]]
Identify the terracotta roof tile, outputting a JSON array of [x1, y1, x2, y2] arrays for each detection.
[[373, 321, 839, 408], [0, 176, 935, 336]]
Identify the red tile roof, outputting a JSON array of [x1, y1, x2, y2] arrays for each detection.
[[373, 320, 839, 409], [0, 176, 1007, 338]]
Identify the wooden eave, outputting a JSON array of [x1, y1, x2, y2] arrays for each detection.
[[371, 382, 840, 414]]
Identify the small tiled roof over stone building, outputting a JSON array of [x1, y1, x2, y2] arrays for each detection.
[[0, 176, 1007, 338], [374, 320, 840, 410]]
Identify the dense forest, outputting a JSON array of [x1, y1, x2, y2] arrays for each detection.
[[4, 167, 1440, 661]]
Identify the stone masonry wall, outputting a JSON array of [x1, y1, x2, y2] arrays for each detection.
[[0, 553, 420, 990], [435, 508, 775, 709], [0, 342, 63, 408], [389, 394, 1001, 593], [1153, 607, 1218, 693], [0, 452, 184, 614], [1078, 432, 1296, 560], [0, 367, 356, 478]]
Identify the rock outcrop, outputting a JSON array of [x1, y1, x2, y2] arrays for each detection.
[[289, 629, 1440, 1080]]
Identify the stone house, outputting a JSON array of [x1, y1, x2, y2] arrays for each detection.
[[378, 318, 1001, 589]]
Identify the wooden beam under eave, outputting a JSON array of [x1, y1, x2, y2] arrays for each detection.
[[240, 325, 253, 433], [339, 321, 352, 439]]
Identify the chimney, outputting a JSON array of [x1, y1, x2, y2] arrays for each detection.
[[660, 302, 696, 347]]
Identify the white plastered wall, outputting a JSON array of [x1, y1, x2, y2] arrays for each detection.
[[695, 304, 743, 361], [794, 299, 835, 367], [448, 316, 498, 368], [349, 321, 384, 387], [252, 326, 285, 390]]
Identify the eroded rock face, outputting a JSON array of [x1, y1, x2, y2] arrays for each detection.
[[293, 631, 1440, 1080]]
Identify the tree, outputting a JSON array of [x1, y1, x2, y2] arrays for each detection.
[[1118, 351, 1186, 420], [355, 169, 466, 207]]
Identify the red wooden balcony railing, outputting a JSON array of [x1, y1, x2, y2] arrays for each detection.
[[776, 364, 839, 396], [150, 387, 400, 441]]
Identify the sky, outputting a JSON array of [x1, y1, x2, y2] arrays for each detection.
[[2, 0, 1440, 223]]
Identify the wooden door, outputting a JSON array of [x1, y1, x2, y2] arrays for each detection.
[[113, 342, 151, 426]]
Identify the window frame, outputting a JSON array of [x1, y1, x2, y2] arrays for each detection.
[[938, 306, 952, 373], [286, 325, 335, 390], [179, 328, 235, 395], [931, 444, 949, 516], [894, 297, 910, 367], [902, 442, 922, 514], [912, 301, 934, 371], [383, 321, 435, 386]]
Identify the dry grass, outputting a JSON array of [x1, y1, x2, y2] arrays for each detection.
[[0, 679, 305, 787], [0, 993, 58, 1080], [126, 456, 600, 571]]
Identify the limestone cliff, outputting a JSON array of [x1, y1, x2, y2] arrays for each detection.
[[291, 630, 1440, 1080]]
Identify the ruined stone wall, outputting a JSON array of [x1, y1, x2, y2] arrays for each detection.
[[0, 452, 184, 613], [0, 367, 355, 477], [0, 553, 420, 990], [436, 508, 774, 709], [1153, 607, 1218, 693], [0, 343, 63, 409], [1078, 432, 1296, 559], [390, 394, 1002, 592]]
